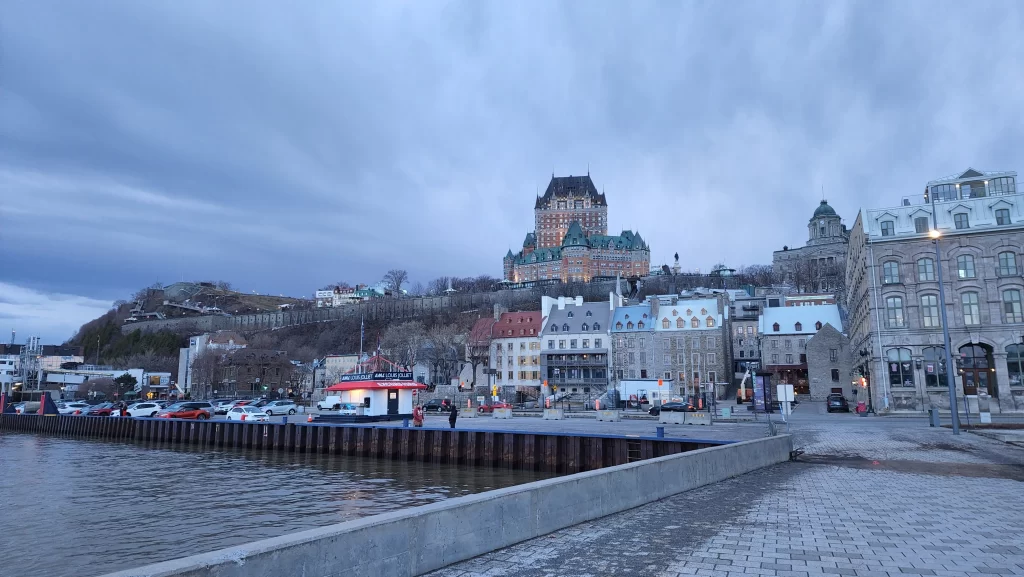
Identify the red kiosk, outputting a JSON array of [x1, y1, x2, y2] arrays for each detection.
[[321, 354, 426, 422]]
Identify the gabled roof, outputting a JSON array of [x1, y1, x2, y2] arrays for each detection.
[[542, 301, 610, 336], [523, 232, 536, 248], [759, 304, 843, 335], [960, 168, 984, 179], [535, 174, 607, 209], [491, 311, 543, 339], [561, 221, 589, 247]]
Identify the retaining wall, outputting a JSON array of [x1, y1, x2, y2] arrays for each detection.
[[0, 414, 724, 474], [98, 434, 792, 577]]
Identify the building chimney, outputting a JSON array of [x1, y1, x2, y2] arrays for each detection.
[[558, 297, 565, 310], [574, 296, 583, 307]]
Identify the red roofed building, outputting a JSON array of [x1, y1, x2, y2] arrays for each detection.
[[490, 310, 544, 397]]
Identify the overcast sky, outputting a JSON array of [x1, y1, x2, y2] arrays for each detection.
[[2, 1, 1024, 344]]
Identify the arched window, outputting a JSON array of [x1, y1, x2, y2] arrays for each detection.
[[627, 321, 634, 329], [581, 323, 589, 331], [795, 322, 803, 331], [550, 324, 558, 332], [772, 322, 780, 332], [882, 261, 901, 284], [676, 317, 684, 328], [815, 321, 822, 330], [1007, 344, 1024, 386], [998, 252, 1019, 276], [562, 323, 569, 331], [662, 318, 670, 329], [922, 347, 948, 388], [706, 317, 715, 327], [691, 317, 699, 328], [886, 348, 914, 387]]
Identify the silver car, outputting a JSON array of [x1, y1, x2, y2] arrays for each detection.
[[262, 400, 298, 416]]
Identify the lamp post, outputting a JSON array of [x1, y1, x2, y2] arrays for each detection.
[[927, 225, 961, 435]]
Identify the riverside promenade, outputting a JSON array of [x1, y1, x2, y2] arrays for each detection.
[[426, 408, 1024, 577]]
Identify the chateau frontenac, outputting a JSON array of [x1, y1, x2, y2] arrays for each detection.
[[503, 174, 651, 283]]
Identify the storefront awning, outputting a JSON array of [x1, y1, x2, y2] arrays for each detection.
[[326, 380, 427, 392]]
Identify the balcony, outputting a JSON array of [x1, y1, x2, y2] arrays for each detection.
[[543, 356, 608, 367], [546, 376, 609, 386]]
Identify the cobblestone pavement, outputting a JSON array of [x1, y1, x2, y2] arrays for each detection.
[[425, 417, 1024, 577]]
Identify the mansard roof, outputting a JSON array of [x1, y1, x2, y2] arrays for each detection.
[[535, 174, 607, 209], [561, 221, 590, 247]]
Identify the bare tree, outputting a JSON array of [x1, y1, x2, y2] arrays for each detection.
[[380, 320, 427, 369], [190, 350, 223, 398], [80, 377, 117, 400], [427, 277, 451, 295], [382, 269, 409, 294], [215, 280, 233, 291], [425, 324, 461, 388], [408, 281, 426, 297], [466, 323, 492, 390]]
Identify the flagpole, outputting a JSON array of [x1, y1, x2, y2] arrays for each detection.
[[359, 316, 364, 362]]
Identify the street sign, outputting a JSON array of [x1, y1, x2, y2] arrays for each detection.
[[277, 388, 285, 395]]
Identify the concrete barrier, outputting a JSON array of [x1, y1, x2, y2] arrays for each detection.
[[492, 408, 513, 419], [596, 410, 620, 422], [460, 408, 478, 418], [99, 434, 792, 577], [659, 411, 685, 424], [542, 408, 564, 420], [684, 412, 712, 425]]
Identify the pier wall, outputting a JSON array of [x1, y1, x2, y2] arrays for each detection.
[[0, 414, 725, 474], [97, 434, 793, 577]]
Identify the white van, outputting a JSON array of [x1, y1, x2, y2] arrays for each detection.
[[317, 395, 343, 411]]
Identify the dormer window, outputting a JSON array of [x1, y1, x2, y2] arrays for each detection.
[[686, 309, 692, 316], [581, 323, 589, 331], [520, 329, 524, 335], [706, 317, 715, 328], [773, 323, 780, 332], [550, 324, 558, 332], [662, 318, 670, 329], [701, 308, 707, 315], [815, 321, 823, 330], [672, 310, 678, 316], [593, 323, 600, 330], [676, 317, 684, 328], [627, 321, 634, 329], [567, 311, 574, 318], [691, 317, 699, 328], [795, 322, 802, 331], [518, 318, 522, 323], [507, 318, 512, 323], [615, 322, 622, 330], [562, 323, 569, 331], [638, 321, 645, 329], [586, 311, 592, 317], [881, 221, 895, 236]]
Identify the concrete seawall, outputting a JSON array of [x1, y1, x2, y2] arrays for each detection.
[[99, 434, 792, 577]]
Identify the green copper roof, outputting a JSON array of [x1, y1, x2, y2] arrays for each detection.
[[561, 221, 589, 247], [811, 200, 838, 220]]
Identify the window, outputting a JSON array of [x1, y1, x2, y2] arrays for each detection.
[[920, 295, 940, 328], [570, 339, 577, 348], [798, 339, 806, 350], [690, 317, 699, 328], [628, 352, 635, 364], [930, 183, 957, 202], [547, 340, 554, 349], [954, 213, 969, 229], [639, 352, 647, 363], [1003, 290, 1023, 323], [593, 323, 600, 330], [581, 323, 589, 331], [885, 296, 905, 328], [998, 252, 1018, 276], [708, 337, 716, 348], [794, 322, 802, 331], [567, 311, 574, 318], [1007, 344, 1024, 386], [771, 339, 778, 349], [831, 368, 840, 382], [887, 348, 914, 387], [663, 354, 670, 364], [830, 349, 838, 362], [562, 323, 569, 331], [917, 258, 935, 282], [736, 326, 744, 336], [595, 338, 602, 348], [692, 337, 701, 349], [784, 354, 794, 363], [558, 340, 566, 349], [520, 342, 526, 351], [881, 221, 895, 236], [922, 346, 947, 388], [991, 176, 1016, 195], [507, 371, 513, 380], [707, 353, 716, 364], [663, 318, 670, 329], [637, 321, 645, 329], [739, 350, 745, 358], [582, 339, 590, 348], [914, 217, 930, 234], [772, 323, 780, 332], [550, 324, 558, 332], [962, 292, 981, 325], [785, 340, 792, 350], [586, 310, 592, 317], [882, 261, 901, 284], [674, 317, 683, 328], [507, 343, 513, 351], [615, 322, 622, 330], [996, 208, 1011, 226], [957, 255, 976, 279], [771, 354, 779, 363], [639, 338, 645, 348], [708, 371, 717, 383]]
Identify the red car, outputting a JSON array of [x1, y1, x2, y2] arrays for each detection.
[[86, 403, 116, 416], [476, 402, 513, 414], [155, 402, 210, 420]]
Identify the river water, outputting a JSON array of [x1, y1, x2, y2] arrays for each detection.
[[0, 433, 551, 577]]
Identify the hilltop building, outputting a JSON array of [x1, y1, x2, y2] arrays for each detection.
[[773, 200, 850, 292], [503, 174, 650, 283]]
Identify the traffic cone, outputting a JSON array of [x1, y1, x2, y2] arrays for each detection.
[[307, 414, 313, 422]]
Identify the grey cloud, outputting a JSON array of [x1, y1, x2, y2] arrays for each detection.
[[2, 0, 1024, 323]]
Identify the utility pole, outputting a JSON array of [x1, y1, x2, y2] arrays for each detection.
[[95, 335, 100, 366]]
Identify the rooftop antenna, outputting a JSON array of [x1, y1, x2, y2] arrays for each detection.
[[9, 329, 13, 347], [587, 163, 590, 176]]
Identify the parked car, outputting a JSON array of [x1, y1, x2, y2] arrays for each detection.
[[422, 398, 450, 413], [477, 402, 513, 414], [317, 395, 343, 411], [185, 401, 216, 413], [262, 400, 297, 416], [86, 402, 116, 416], [155, 402, 210, 420], [226, 406, 270, 422], [826, 394, 850, 413], [125, 402, 163, 418], [58, 401, 91, 415], [648, 401, 695, 416], [214, 400, 239, 415]]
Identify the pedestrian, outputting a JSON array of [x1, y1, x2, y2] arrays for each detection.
[[412, 405, 424, 427], [448, 404, 459, 429]]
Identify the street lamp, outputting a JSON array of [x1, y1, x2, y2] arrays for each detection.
[[927, 225, 961, 435]]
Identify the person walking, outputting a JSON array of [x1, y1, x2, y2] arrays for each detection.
[[448, 403, 459, 429]]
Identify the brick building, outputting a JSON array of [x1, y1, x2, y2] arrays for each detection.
[[846, 167, 1024, 414], [503, 174, 650, 283]]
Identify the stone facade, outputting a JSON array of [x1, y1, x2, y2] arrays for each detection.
[[773, 200, 849, 293], [846, 167, 1024, 413], [759, 304, 844, 396], [538, 296, 613, 397], [805, 323, 855, 401], [728, 291, 764, 375], [610, 294, 732, 398], [503, 174, 650, 283]]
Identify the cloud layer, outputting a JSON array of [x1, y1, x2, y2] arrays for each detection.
[[0, 283, 113, 344], [3, 0, 1024, 341]]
